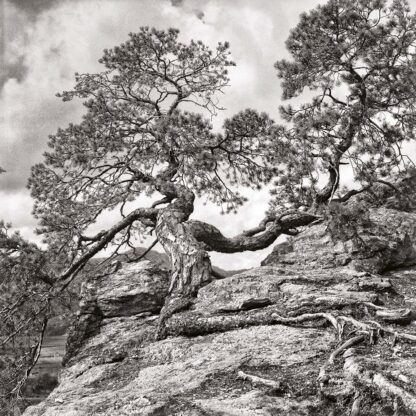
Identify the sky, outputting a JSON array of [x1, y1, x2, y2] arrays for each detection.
[[1, 0, 415, 270]]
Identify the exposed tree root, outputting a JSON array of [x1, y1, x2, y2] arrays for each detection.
[[328, 335, 365, 364], [271, 312, 339, 333], [165, 306, 284, 337], [350, 392, 362, 416], [165, 307, 341, 337], [344, 355, 416, 413], [165, 306, 416, 345], [163, 302, 416, 413], [317, 334, 365, 395], [156, 296, 193, 340]]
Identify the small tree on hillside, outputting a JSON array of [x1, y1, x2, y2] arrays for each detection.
[[29, 0, 415, 338], [0, 224, 52, 415]]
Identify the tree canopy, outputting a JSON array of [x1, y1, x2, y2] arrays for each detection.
[[29, 28, 281, 258], [26, 0, 416, 335], [272, 0, 416, 211], [1, 1, 416, 410]]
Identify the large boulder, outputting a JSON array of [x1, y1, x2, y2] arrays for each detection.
[[24, 321, 334, 416], [64, 260, 169, 365], [23, 206, 416, 416], [79, 260, 170, 318], [262, 207, 416, 273]]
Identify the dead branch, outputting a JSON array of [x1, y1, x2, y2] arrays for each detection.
[[11, 316, 48, 399], [375, 309, 414, 325], [237, 371, 281, 390], [127, 239, 158, 263]]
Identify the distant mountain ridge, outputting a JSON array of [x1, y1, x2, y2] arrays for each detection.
[[94, 247, 246, 278]]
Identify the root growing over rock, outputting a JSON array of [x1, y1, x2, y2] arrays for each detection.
[[165, 303, 416, 414]]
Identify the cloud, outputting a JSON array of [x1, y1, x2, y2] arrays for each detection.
[[0, 0, 329, 270], [1, 0, 162, 191], [1, 1, 67, 89], [0, 190, 38, 236], [169, 0, 205, 20], [0, 56, 27, 89], [7, 0, 62, 19], [3, 0, 414, 270]]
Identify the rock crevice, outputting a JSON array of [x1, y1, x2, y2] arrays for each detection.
[[24, 207, 416, 416]]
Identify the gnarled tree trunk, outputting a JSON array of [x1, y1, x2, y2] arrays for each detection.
[[142, 165, 320, 339], [154, 183, 213, 340]]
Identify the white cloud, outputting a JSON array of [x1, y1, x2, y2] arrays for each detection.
[[2, 0, 415, 270], [0, 190, 37, 229]]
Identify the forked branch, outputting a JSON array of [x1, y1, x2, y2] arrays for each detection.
[[59, 207, 158, 285]]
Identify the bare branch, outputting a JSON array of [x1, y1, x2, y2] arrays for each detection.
[[59, 207, 158, 285], [189, 211, 318, 253], [127, 239, 158, 263], [10, 316, 48, 399]]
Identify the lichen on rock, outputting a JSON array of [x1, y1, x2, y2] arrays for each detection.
[[23, 207, 416, 416], [262, 207, 416, 273]]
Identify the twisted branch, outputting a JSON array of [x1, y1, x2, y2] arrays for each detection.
[[189, 211, 318, 253]]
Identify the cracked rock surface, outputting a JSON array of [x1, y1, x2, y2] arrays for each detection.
[[23, 207, 416, 416]]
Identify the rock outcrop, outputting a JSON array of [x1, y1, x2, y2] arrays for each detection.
[[262, 207, 416, 273], [24, 207, 416, 416], [64, 260, 170, 365]]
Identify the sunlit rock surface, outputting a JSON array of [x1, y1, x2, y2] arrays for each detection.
[[262, 208, 416, 273], [24, 207, 416, 415]]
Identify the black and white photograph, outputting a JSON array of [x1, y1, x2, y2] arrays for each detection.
[[1, 0, 416, 414]]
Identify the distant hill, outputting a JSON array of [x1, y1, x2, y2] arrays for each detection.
[[93, 247, 245, 278]]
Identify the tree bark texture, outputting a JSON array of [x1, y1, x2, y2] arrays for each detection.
[[71, 164, 319, 339], [153, 178, 319, 338], [154, 180, 213, 339]]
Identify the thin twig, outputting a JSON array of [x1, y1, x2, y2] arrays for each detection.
[[127, 239, 158, 263], [11, 316, 48, 399]]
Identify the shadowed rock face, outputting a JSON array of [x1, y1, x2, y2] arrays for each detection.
[[81, 260, 171, 318], [23, 207, 416, 416], [63, 260, 170, 365]]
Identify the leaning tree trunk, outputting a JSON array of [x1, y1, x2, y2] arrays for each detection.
[[154, 186, 213, 340], [152, 170, 320, 340]]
